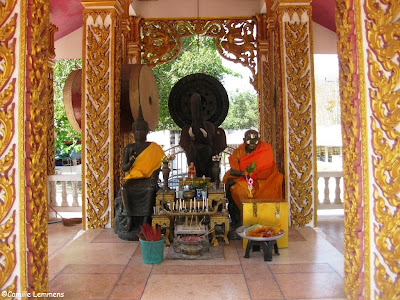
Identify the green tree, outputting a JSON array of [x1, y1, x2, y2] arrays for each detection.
[[53, 59, 82, 156], [153, 36, 239, 130], [221, 90, 258, 129]]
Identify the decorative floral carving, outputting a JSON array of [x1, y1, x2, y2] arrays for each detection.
[[279, 7, 315, 227], [0, 0, 17, 296], [47, 24, 57, 176], [336, 0, 366, 297], [365, 1, 400, 298], [113, 14, 123, 226], [140, 18, 257, 88], [25, 0, 51, 293], [274, 15, 285, 175], [257, 13, 274, 145], [83, 11, 113, 228]]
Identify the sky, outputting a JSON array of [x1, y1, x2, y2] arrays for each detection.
[[221, 58, 255, 94], [314, 54, 339, 81], [222, 54, 340, 93]]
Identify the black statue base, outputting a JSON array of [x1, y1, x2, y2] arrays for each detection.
[[114, 194, 147, 241], [117, 228, 141, 241], [244, 240, 280, 261]]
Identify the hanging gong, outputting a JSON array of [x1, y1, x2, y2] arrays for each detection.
[[168, 73, 229, 128]]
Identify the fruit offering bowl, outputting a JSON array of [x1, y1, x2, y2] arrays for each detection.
[[235, 225, 285, 242]]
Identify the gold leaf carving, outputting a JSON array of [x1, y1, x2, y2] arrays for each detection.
[[0, 233, 16, 288], [113, 20, 122, 203], [260, 59, 274, 144], [282, 8, 314, 227], [25, 0, 50, 292], [0, 18, 15, 90], [256, 14, 273, 144], [46, 25, 57, 176], [0, 0, 16, 294], [84, 11, 112, 228], [140, 18, 257, 87], [274, 15, 285, 174], [336, 0, 364, 297], [365, 1, 400, 298]]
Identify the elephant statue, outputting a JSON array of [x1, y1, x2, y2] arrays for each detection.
[[179, 93, 227, 181]]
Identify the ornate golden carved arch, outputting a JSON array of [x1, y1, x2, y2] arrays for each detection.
[[138, 17, 259, 90]]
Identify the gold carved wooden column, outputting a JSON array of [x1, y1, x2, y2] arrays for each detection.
[[1, 0, 26, 295], [128, 16, 142, 64], [256, 14, 274, 146], [47, 24, 58, 176], [1, 0, 53, 295], [82, 0, 124, 229], [257, 2, 285, 174], [25, 0, 52, 294], [336, 0, 400, 298], [272, 0, 317, 227]]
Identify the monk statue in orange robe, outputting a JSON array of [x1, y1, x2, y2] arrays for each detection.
[[223, 129, 283, 227], [114, 108, 165, 241]]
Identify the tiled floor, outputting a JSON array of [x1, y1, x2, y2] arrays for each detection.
[[317, 212, 344, 255], [48, 214, 345, 300]]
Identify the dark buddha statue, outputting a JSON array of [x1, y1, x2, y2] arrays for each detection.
[[114, 109, 165, 241], [179, 93, 227, 181]]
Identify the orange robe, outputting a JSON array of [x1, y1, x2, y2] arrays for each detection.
[[223, 141, 283, 210]]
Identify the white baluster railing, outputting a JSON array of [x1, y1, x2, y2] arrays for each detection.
[[47, 174, 82, 217], [47, 157, 342, 215], [317, 171, 343, 209]]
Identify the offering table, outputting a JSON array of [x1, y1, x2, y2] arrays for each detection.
[[241, 198, 288, 249], [153, 182, 229, 248]]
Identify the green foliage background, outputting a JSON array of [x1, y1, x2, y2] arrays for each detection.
[[53, 59, 82, 156], [221, 90, 258, 129]]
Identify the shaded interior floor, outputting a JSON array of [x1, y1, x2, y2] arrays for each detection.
[[47, 212, 345, 300]]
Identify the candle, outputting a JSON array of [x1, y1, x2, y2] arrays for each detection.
[[173, 202, 175, 211], [190, 199, 192, 212], [153, 207, 156, 215]]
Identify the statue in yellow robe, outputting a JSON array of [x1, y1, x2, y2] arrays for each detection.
[[115, 109, 165, 241]]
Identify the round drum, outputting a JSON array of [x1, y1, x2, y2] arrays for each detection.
[[63, 69, 82, 134], [168, 73, 229, 128], [63, 64, 159, 134], [120, 64, 159, 133]]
